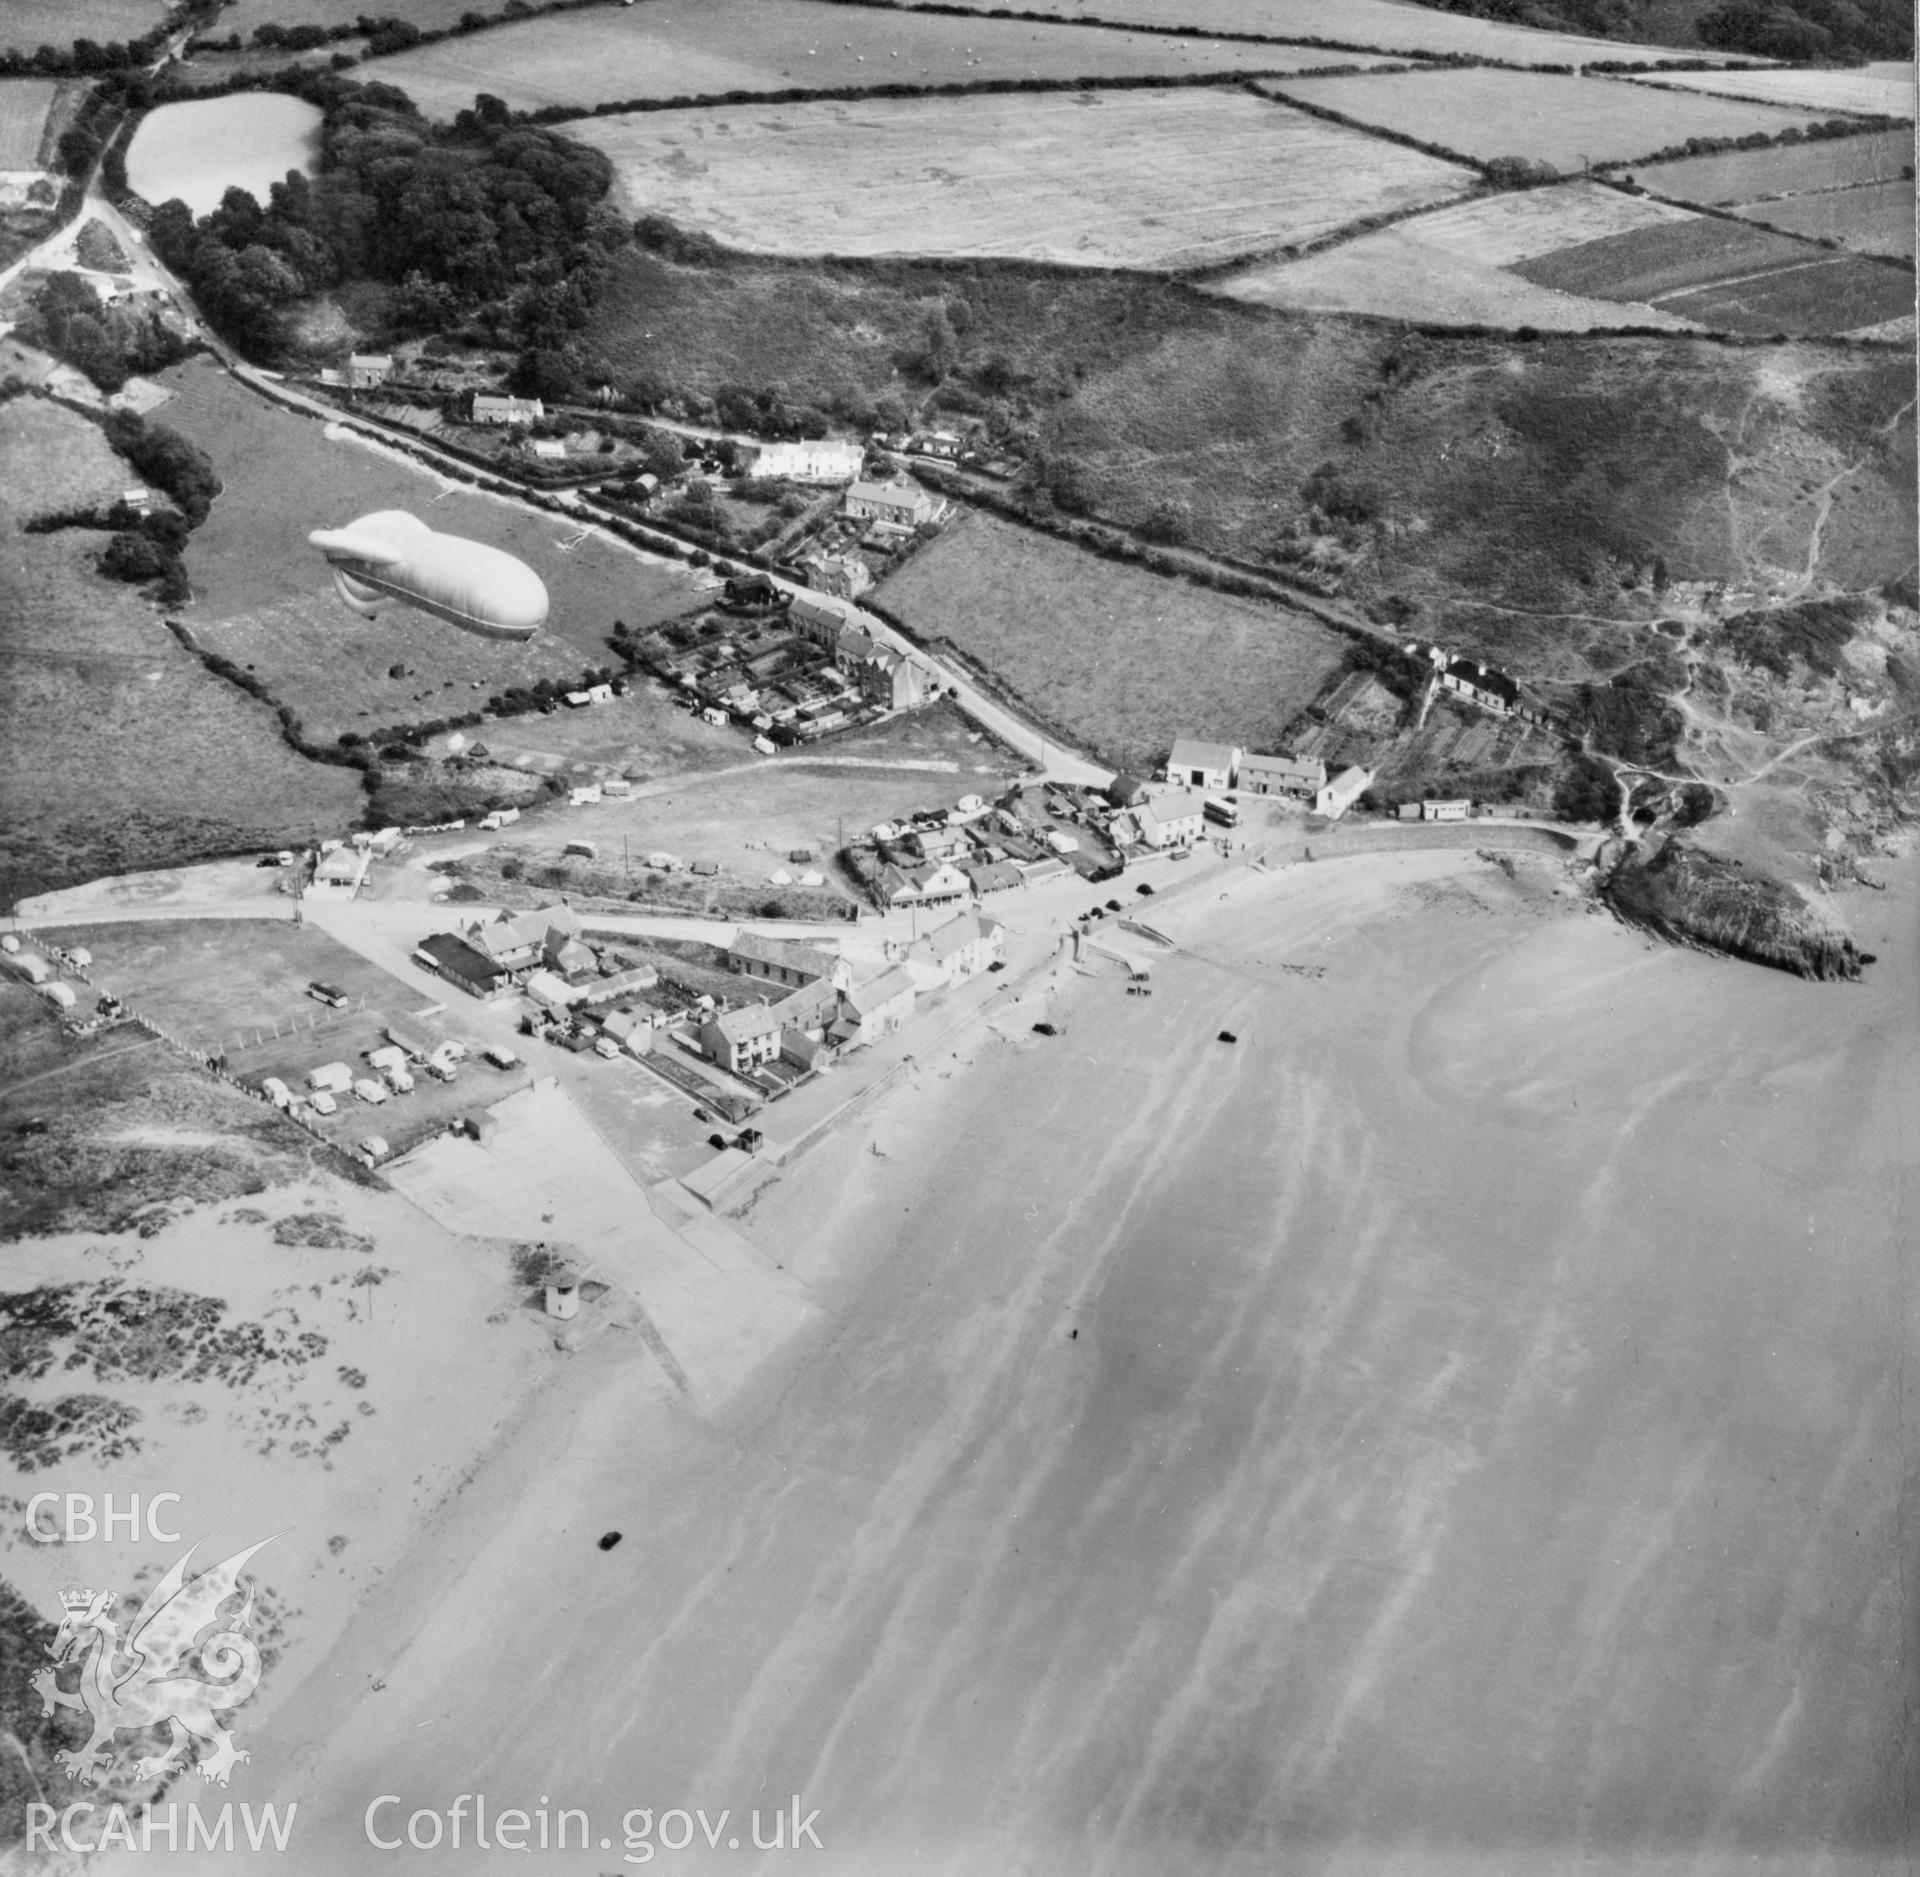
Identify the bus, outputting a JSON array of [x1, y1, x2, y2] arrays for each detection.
[[1203, 796, 1239, 828]]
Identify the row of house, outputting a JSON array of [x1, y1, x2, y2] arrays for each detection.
[[844, 479, 938, 532], [1159, 739, 1372, 821], [787, 592, 937, 713]]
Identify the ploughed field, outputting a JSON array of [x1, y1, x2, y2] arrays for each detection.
[[1260, 65, 1829, 170], [876, 508, 1348, 771], [353, 0, 1399, 115], [570, 87, 1477, 269]]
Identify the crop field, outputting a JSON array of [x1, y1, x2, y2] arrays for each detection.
[[1211, 181, 1705, 328], [1735, 179, 1916, 259], [1261, 66, 1826, 170], [877, 509, 1348, 771], [1621, 60, 1914, 117], [1630, 128, 1913, 205], [0, 0, 164, 57], [149, 362, 707, 743], [1513, 217, 1914, 333], [572, 87, 1477, 269], [0, 80, 61, 170], [0, 395, 363, 908], [356, 0, 1403, 117], [895, 0, 1712, 67]]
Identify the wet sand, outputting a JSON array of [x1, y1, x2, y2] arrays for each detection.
[[224, 847, 1915, 1876]]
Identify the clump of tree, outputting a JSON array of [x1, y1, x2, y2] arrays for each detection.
[[20, 271, 188, 394], [145, 80, 621, 364], [104, 411, 221, 524], [1717, 595, 1871, 681]]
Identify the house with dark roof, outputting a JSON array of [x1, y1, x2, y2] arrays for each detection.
[[844, 479, 934, 527], [1437, 656, 1520, 716], [415, 931, 514, 1000], [1238, 752, 1326, 798], [728, 931, 852, 992], [696, 1003, 784, 1074]]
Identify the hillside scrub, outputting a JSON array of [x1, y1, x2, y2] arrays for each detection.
[[1716, 593, 1875, 679], [1604, 836, 1864, 978]]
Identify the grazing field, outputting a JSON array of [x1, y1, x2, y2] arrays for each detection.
[[0, 0, 164, 57], [123, 92, 323, 216], [1212, 180, 1704, 327], [1263, 65, 1824, 169], [213, 0, 514, 33], [1513, 216, 1913, 332], [573, 88, 1477, 268], [892, 0, 1717, 66], [1622, 59, 1913, 117], [1630, 127, 1914, 204], [0, 79, 61, 170], [149, 360, 707, 743], [356, 0, 1402, 116], [877, 508, 1348, 770], [0, 394, 363, 908], [1734, 178, 1916, 259]]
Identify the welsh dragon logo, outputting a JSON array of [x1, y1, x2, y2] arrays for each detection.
[[31, 1537, 274, 1789]]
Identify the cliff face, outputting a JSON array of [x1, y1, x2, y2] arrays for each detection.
[[1604, 839, 1863, 982]]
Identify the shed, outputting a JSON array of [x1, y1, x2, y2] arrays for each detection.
[[544, 1264, 581, 1320]]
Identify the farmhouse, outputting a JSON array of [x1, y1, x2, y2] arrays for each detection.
[[1239, 752, 1326, 798], [844, 479, 935, 528], [729, 931, 852, 992], [347, 353, 393, 388], [472, 394, 544, 425], [415, 931, 514, 1000], [697, 1003, 784, 1074], [1314, 766, 1374, 820], [835, 968, 916, 1046], [750, 439, 864, 483], [908, 910, 1006, 986], [1166, 738, 1241, 793]]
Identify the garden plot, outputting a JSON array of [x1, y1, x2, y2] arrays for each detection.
[[1620, 60, 1913, 118], [356, 0, 1403, 116], [1261, 67, 1826, 171], [572, 87, 1477, 270], [1211, 181, 1704, 330]]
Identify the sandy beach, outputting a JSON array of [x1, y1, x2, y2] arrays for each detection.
[[91, 842, 1915, 1876]]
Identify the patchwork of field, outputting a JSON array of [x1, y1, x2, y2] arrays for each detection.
[[1211, 181, 1705, 328], [0, 394, 363, 907], [896, 0, 1733, 67], [149, 361, 706, 743], [877, 508, 1348, 770], [356, 0, 1404, 116], [1621, 59, 1914, 117], [1513, 216, 1916, 334], [0, 0, 164, 56], [573, 87, 1477, 269], [0, 79, 61, 170], [1261, 66, 1827, 170], [1736, 178, 1916, 259], [1631, 130, 1917, 261]]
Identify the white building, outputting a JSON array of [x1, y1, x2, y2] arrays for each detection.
[[1165, 738, 1241, 793], [750, 439, 864, 483], [1314, 766, 1374, 820], [844, 480, 935, 528]]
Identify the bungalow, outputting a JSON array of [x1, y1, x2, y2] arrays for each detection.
[[347, 353, 393, 388], [697, 1002, 784, 1074], [729, 931, 852, 992], [598, 1008, 654, 1055], [529, 438, 566, 461], [789, 589, 857, 646], [414, 931, 514, 1001], [750, 439, 864, 483], [1166, 738, 1241, 793], [1238, 752, 1326, 799], [844, 479, 934, 528], [1105, 774, 1151, 810], [835, 968, 915, 1046], [1421, 798, 1471, 821], [1132, 790, 1205, 850], [963, 859, 1023, 897], [908, 910, 1005, 986], [1313, 765, 1374, 821], [876, 859, 971, 909], [1433, 652, 1520, 717], [471, 393, 544, 425], [524, 969, 583, 1014]]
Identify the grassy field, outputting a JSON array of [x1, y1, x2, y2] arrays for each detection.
[[1513, 217, 1914, 332], [0, 0, 164, 57], [0, 79, 61, 170], [1630, 127, 1914, 203], [881, 0, 1704, 64], [1263, 66, 1824, 170], [1735, 178, 1915, 258], [876, 508, 1348, 769], [1620, 60, 1914, 117], [1213, 181, 1704, 328], [571, 87, 1477, 269], [150, 361, 706, 744], [213, 0, 516, 33], [356, 0, 1397, 116], [0, 393, 364, 908]]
